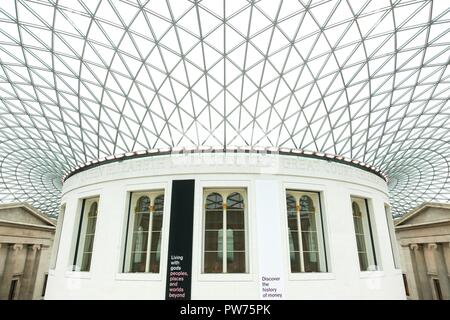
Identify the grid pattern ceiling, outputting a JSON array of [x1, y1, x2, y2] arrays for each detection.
[[0, 0, 449, 217]]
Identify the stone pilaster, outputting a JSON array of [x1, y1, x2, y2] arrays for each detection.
[[0, 244, 23, 299], [428, 243, 450, 300], [410, 243, 432, 299], [18, 244, 41, 300]]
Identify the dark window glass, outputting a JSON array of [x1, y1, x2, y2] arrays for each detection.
[[402, 273, 409, 296], [433, 279, 443, 300], [8, 279, 18, 300], [42, 274, 48, 297]]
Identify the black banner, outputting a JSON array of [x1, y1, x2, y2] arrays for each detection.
[[165, 179, 195, 300]]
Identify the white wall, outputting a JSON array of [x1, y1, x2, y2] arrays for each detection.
[[45, 153, 405, 299]]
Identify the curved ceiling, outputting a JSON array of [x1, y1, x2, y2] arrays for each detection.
[[0, 0, 449, 217]]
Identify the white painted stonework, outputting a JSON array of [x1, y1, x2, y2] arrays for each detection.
[[45, 152, 405, 299]]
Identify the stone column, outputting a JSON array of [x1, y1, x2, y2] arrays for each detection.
[[428, 243, 450, 300], [0, 244, 23, 299], [410, 243, 433, 299], [18, 244, 41, 300]]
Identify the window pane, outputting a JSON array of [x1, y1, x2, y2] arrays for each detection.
[[227, 230, 245, 251], [301, 231, 318, 252], [300, 195, 314, 211], [289, 230, 300, 252], [290, 252, 301, 272], [154, 195, 164, 211], [152, 212, 163, 231], [206, 193, 222, 210], [88, 202, 98, 217], [300, 215, 317, 231], [149, 252, 160, 273], [227, 210, 244, 229], [356, 234, 367, 253], [303, 252, 320, 272], [131, 231, 148, 251], [358, 252, 369, 271], [353, 216, 364, 234], [130, 252, 147, 272], [137, 196, 150, 212], [286, 194, 296, 211], [150, 231, 161, 251], [134, 212, 150, 231], [205, 210, 223, 229], [227, 192, 244, 209], [204, 252, 223, 273], [205, 230, 221, 251], [86, 216, 97, 234], [80, 253, 92, 272], [227, 251, 245, 273], [287, 213, 297, 230], [84, 234, 95, 253]]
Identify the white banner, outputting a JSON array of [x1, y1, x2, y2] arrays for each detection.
[[255, 180, 286, 299]]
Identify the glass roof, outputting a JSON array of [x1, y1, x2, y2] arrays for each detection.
[[0, 0, 449, 217]]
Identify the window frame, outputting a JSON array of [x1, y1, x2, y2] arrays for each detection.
[[122, 189, 165, 273], [116, 182, 169, 282], [285, 189, 328, 273], [350, 196, 379, 272], [282, 182, 334, 281], [202, 188, 249, 275], [72, 196, 100, 272], [384, 203, 401, 269]]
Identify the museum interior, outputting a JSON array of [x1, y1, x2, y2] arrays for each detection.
[[0, 0, 449, 300]]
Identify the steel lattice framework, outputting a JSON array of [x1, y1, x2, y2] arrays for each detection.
[[0, 0, 449, 217]]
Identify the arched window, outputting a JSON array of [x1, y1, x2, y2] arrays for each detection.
[[286, 194, 300, 271], [73, 197, 99, 272], [352, 202, 361, 216], [227, 192, 244, 209], [204, 193, 223, 273], [150, 195, 164, 272], [300, 195, 315, 230], [132, 196, 150, 272], [81, 200, 99, 271], [85, 201, 98, 235], [203, 190, 247, 273], [136, 196, 150, 213], [125, 191, 165, 273], [300, 195, 314, 213], [226, 193, 245, 273], [206, 192, 222, 209], [89, 202, 98, 216], [286, 191, 326, 273], [351, 198, 377, 271], [286, 194, 296, 213]]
